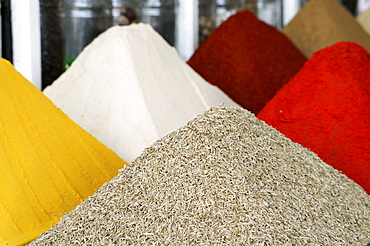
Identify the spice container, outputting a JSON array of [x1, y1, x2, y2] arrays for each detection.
[[245, 0, 283, 29], [199, 0, 283, 44], [140, 0, 177, 46], [40, 0, 64, 89], [112, 0, 140, 25], [62, 0, 113, 69], [198, 0, 216, 44]]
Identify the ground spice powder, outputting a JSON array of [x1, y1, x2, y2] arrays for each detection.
[[44, 23, 239, 163], [31, 106, 370, 245], [282, 0, 370, 58], [0, 59, 127, 245], [357, 7, 370, 36], [258, 42, 370, 194], [187, 10, 307, 114]]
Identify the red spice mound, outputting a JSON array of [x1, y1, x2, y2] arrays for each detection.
[[258, 42, 370, 194], [187, 10, 307, 114]]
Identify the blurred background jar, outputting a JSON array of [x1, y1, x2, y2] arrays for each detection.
[[247, 0, 283, 28], [61, 0, 284, 67], [62, 0, 113, 69], [2, 0, 363, 90], [61, 0, 283, 67], [111, 0, 176, 45], [141, 0, 177, 46], [198, 0, 283, 45], [40, 0, 64, 89], [112, 0, 140, 25]]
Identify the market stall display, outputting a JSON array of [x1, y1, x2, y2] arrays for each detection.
[[2, 2, 370, 245]]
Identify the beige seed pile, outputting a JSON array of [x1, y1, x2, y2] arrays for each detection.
[[31, 106, 370, 245]]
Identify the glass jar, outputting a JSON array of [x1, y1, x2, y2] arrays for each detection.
[[62, 0, 113, 69], [198, 0, 283, 44], [215, 0, 245, 26], [112, 0, 141, 25], [198, 0, 216, 44], [140, 0, 177, 46], [245, 0, 282, 29], [40, 0, 64, 88]]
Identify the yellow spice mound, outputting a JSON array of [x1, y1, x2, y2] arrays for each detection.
[[0, 59, 127, 246]]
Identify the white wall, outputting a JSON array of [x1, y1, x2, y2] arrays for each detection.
[[11, 0, 41, 89]]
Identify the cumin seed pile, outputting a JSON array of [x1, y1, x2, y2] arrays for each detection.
[[31, 106, 370, 245]]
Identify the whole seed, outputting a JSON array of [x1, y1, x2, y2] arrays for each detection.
[[30, 106, 370, 245]]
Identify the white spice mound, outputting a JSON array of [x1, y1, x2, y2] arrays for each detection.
[[43, 23, 239, 162], [30, 106, 370, 245]]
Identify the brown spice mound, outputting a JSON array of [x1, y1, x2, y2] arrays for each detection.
[[30, 106, 370, 245], [282, 0, 370, 58]]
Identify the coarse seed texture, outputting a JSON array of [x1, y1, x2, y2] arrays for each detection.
[[30, 106, 370, 245]]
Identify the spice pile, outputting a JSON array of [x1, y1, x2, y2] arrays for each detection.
[[44, 23, 239, 163], [187, 10, 307, 114], [258, 42, 370, 194], [0, 59, 126, 246], [31, 106, 370, 245], [357, 7, 370, 36], [282, 0, 370, 58]]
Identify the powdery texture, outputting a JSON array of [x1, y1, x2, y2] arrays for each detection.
[[187, 10, 307, 114], [43, 23, 239, 163], [357, 7, 370, 36], [282, 0, 370, 58], [0, 59, 126, 246], [258, 42, 370, 194], [31, 106, 370, 245]]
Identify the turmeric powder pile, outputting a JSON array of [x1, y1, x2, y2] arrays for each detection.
[[0, 59, 127, 246]]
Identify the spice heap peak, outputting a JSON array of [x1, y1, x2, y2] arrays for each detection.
[[0, 59, 126, 246], [188, 10, 307, 114], [282, 0, 370, 58], [31, 106, 370, 245], [258, 42, 370, 194], [44, 23, 239, 163]]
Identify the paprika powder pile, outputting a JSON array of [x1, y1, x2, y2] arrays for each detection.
[[258, 42, 370, 194], [187, 10, 307, 114], [282, 0, 370, 58]]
